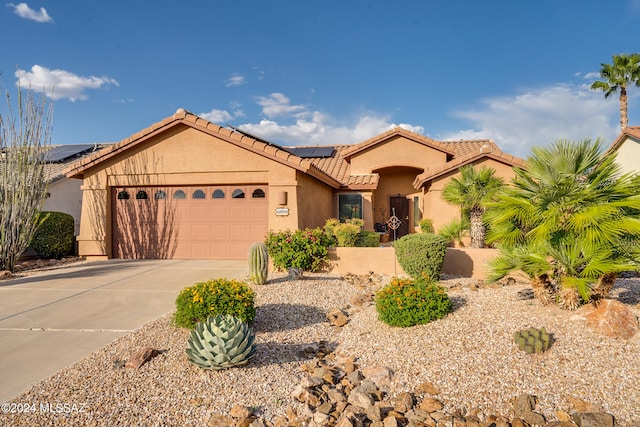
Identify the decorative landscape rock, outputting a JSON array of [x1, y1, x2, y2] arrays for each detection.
[[327, 308, 350, 327], [512, 393, 546, 426], [252, 343, 619, 427], [570, 412, 615, 427], [288, 268, 304, 280], [125, 346, 159, 369], [583, 299, 639, 339]]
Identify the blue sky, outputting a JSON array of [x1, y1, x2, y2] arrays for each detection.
[[2, 0, 640, 158]]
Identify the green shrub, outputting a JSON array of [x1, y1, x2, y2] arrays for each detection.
[[356, 231, 381, 247], [394, 233, 447, 280], [30, 211, 74, 259], [419, 218, 434, 234], [265, 228, 333, 272], [375, 276, 452, 327], [323, 218, 341, 244], [324, 218, 368, 247], [335, 223, 361, 246], [174, 279, 255, 328], [438, 217, 470, 246]]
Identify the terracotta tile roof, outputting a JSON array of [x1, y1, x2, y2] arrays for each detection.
[[605, 126, 640, 155], [64, 109, 342, 189], [63, 110, 523, 192]]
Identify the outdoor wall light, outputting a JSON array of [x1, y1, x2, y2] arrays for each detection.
[[278, 191, 288, 205]]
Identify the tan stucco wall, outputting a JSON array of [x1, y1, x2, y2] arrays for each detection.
[[349, 135, 447, 174], [44, 178, 83, 235], [613, 137, 640, 175], [295, 171, 335, 229], [76, 126, 331, 258], [327, 246, 498, 279]]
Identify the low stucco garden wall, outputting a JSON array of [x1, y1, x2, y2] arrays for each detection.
[[327, 246, 499, 280]]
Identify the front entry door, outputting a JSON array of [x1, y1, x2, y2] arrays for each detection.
[[389, 196, 409, 240]]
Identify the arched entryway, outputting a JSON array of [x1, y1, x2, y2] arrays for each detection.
[[371, 166, 424, 240]]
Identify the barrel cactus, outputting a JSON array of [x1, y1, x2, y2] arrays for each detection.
[[186, 315, 256, 370], [248, 242, 268, 285], [514, 327, 552, 354]]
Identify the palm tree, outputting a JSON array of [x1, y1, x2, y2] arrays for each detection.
[[486, 139, 640, 309], [442, 165, 504, 248], [590, 53, 640, 129]]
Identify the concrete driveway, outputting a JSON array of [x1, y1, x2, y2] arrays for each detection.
[[0, 259, 247, 403]]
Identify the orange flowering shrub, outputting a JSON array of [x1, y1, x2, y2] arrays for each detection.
[[375, 276, 452, 327], [174, 279, 255, 328]]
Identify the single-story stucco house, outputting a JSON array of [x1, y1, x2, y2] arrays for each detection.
[[64, 109, 525, 260], [606, 126, 640, 175]]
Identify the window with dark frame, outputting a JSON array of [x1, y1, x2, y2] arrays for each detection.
[[338, 193, 362, 221]]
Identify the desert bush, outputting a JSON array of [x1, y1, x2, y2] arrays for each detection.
[[375, 276, 452, 327], [324, 218, 378, 247], [335, 223, 361, 246], [419, 218, 434, 234], [323, 218, 341, 242], [356, 231, 381, 247], [394, 233, 447, 280], [174, 279, 255, 328], [30, 211, 74, 259], [437, 217, 470, 246], [265, 228, 333, 272]]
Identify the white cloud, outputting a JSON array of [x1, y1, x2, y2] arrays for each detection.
[[257, 93, 307, 119], [7, 2, 53, 23], [238, 108, 421, 146], [15, 65, 119, 101], [200, 108, 245, 124], [215, 92, 426, 146], [225, 74, 246, 87], [443, 83, 621, 158]]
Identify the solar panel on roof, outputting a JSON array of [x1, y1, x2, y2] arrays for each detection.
[[288, 147, 335, 158], [45, 144, 97, 162]]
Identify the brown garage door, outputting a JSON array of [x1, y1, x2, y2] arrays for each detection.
[[112, 185, 268, 260]]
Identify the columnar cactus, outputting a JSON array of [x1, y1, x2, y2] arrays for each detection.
[[514, 327, 552, 354], [248, 242, 268, 285], [186, 315, 256, 370]]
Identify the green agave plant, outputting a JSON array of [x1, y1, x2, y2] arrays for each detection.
[[186, 314, 256, 370]]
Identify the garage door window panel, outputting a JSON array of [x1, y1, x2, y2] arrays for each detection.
[[212, 189, 225, 199], [232, 189, 245, 199]]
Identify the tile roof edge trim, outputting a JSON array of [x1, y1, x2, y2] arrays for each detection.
[[413, 151, 526, 189], [64, 111, 342, 189]]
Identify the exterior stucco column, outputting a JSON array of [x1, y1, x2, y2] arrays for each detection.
[[76, 185, 109, 260]]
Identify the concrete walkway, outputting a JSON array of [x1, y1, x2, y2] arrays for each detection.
[[0, 259, 247, 403]]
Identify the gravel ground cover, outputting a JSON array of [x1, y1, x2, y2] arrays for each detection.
[[2, 273, 639, 427]]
